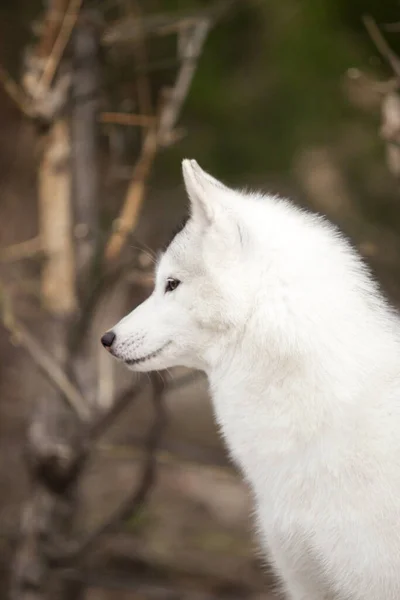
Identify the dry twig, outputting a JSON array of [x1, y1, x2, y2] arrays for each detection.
[[100, 111, 155, 127], [90, 378, 145, 440], [129, 0, 153, 119], [105, 124, 158, 261], [102, 0, 232, 44], [0, 287, 90, 422], [78, 374, 165, 555], [0, 64, 31, 117], [158, 18, 210, 145], [36, 0, 70, 59], [363, 15, 400, 79], [39, 0, 84, 91], [362, 15, 400, 180], [0, 0, 82, 119], [104, 17, 211, 261], [0, 236, 43, 263], [46, 375, 165, 564], [383, 22, 400, 33]]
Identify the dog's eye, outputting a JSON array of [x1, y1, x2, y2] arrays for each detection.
[[165, 278, 181, 293]]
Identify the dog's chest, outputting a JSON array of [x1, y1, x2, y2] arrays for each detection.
[[209, 382, 350, 537], [210, 382, 322, 486]]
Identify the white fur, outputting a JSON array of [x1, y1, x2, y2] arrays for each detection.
[[106, 159, 400, 599]]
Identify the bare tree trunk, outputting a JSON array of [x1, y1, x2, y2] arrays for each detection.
[[70, 10, 100, 306], [68, 9, 101, 406], [60, 12, 101, 596], [10, 6, 101, 600], [7, 5, 212, 599], [39, 119, 76, 315], [9, 318, 86, 600]]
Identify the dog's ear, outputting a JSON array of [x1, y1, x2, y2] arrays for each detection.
[[182, 159, 229, 225], [182, 159, 247, 253]]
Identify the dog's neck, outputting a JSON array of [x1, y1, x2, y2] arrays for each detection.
[[205, 318, 399, 491]]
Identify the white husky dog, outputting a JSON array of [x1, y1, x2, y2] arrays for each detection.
[[102, 159, 400, 600]]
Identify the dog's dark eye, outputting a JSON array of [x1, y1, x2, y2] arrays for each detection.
[[165, 278, 181, 293]]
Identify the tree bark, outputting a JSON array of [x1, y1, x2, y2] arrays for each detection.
[[10, 6, 101, 600], [39, 118, 76, 315], [68, 8, 101, 406], [70, 10, 100, 306]]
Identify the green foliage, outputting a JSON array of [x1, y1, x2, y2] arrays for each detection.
[[156, 0, 397, 185]]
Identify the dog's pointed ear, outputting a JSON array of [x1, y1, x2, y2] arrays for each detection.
[[182, 159, 228, 225], [182, 159, 248, 252]]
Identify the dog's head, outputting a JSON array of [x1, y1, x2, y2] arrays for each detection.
[[102, 160, 258, 372]]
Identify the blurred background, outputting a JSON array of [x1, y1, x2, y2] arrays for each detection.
[[1, 0, 400, 598]]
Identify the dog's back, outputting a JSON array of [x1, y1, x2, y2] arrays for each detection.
[[208, 188, 400, 600]]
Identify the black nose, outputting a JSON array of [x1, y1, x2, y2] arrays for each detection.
[[101, 331, 116, 348]]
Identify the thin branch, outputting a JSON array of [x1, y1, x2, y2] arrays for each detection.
[[89, 378, 145, 440], [0, 236, 43, 263], [382, 22, 400, 33], [346, 67, 398, 95], [14, 324, 90, 421], [104, 17, 211, 261], [129, 0, 153, 138], [100, 111, 155, 126], [78, 374, 165, 554], [91, 370, 201, 442], [98, 438, 229, 472], [363, 15, 400, 79], [39, 0, 84, 91], [49, 375, 165, 564], [36, 0, 70, 59], [103, 0, 233, 44], [0, 64, 32, 117], [157, 18, 210, 146], [103, 12, 200, 44], [67, 243, 152, 357], [157, 17, 205, 37], [0, 288, 90, 422], [104, 124, 158, 262]]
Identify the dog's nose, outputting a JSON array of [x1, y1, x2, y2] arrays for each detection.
[[101, 331, 116, 349]]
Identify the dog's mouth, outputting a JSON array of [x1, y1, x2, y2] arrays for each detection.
[[125, 341, 172, 366]]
